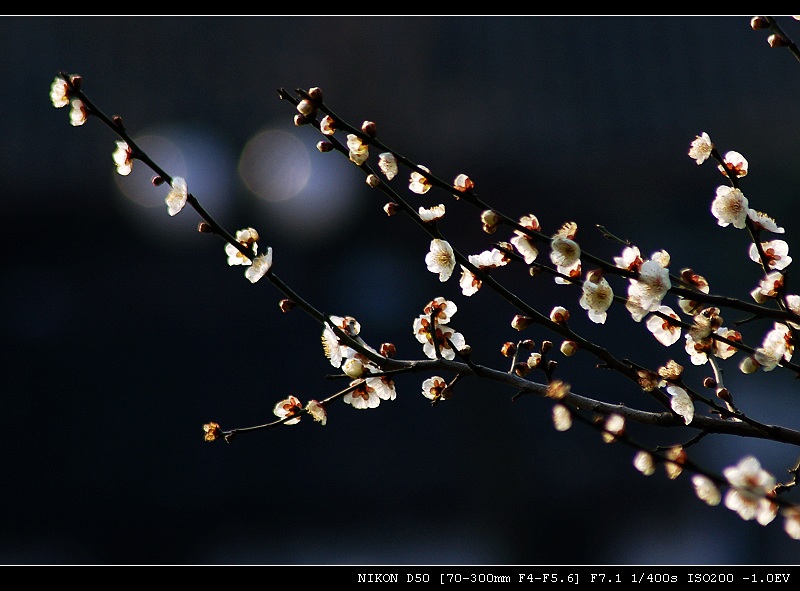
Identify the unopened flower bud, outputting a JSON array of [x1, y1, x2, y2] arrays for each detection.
[[541, 340, 554, 354], [527, 352, 542, 369], [513, 362, 530, 377], [383, 202, 400, 216], [520, 339, 536, 350], [316, 141, 333, 152], [768, 33, 789, 48], [703, 377, 717, 389], [294, 113, 309, 126], [454, 173, 474, 192], [307, 87, 323, 101], [279, 298, 296, 313], [197, 222, 213, 233], [511, 315, 533, 331], [739, 356, 759, 374], [296, 98, 316, 116], [501, 342, 517, 357], [361, 120, 377, 137], [380, 342, 397, 358], [152, 175, 165, 186], [750, 16, 770, 30], [547, 360, 558, 373], [481, 209, 500, 227], [343, 358, 365, 378], [550, 306, 570, 324], [112, 114, 124, 129], [560, 340, 579, 356], [716, 387, 732, 403], [366, 174, 380, 188], [69, 74, 83, 89]]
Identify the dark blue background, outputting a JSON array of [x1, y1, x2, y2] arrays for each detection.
[[3, 16, 800, 564]]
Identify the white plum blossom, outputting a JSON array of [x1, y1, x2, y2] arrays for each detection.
[[409, 165, 432, 194], [422, 376, 448, 402], [112, 140, 133, 176], [69, 98, 87, 126], [754, 322, 792, 371], [602, 413, 625, 443], [688, 132, 713, 164], [165, 176, 188, 216], [306, 400, 327, 425], [468, 248, 509, 270], [711, 186, 749, 229], [423, 297, 458, 324], [666, 384, 694, 425], [225, 227, 260, 266], [614, 245, 643, 271], [748, 209, 784, 233], [646, 306, 682, 346], [749, 239, 792, 270], [245, 248, 273, 283], [346, 134, 369, 165], [425, 239, 456, 282], [552, 404, 572, 432], [459, 266, 481, 296], [510, 215, 541, 264], [627, 257, 671, 318], [719, 150, 748, 178], [412, 314, 465, 361], [784, 509, 800, 540], [378, 152, 398, 180], [723, 456, 777, 525], [579, 270, 614, 324], [752, 271, 784, 303], [633, 451, 655, 476], [344, 379, 381, 409], [691, 475, 721, 506], [50, 76, 70, 108], [419, 204, 446, 222], [550, 236, 581, 270], [273, 395, 303, 425]]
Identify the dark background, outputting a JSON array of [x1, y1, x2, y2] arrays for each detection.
[[3, 16, 800, 565]]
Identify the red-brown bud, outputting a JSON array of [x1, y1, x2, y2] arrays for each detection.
[[197, 222, 213, 234], [279, 299, 296, 313], [750, 16, 770, 30], [501, 342, 517, 357], [768, 33, 789, 48], [380, 342, 397, 358], [152, 175, 164, 186], [361, 120, 377, 137]]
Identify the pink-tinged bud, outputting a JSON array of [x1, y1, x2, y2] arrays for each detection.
[[380, 342, 397, 358], [361, 120, 377, 137], [307, 87, 323, 101], [750, 16, 769, 30], [768, 33, 789, 47], [152, 175, 164, 186], [197, 222, 213, 233], [279, 299, 296, 313], [511, 315, 533, 331], [501, 342, 517, 357], [316, 141, 333, 152]]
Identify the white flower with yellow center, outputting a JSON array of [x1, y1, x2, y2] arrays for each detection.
[[711, 186, 749, 229], [165, 177, 188, 216], [425, 239, 455, 282]]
